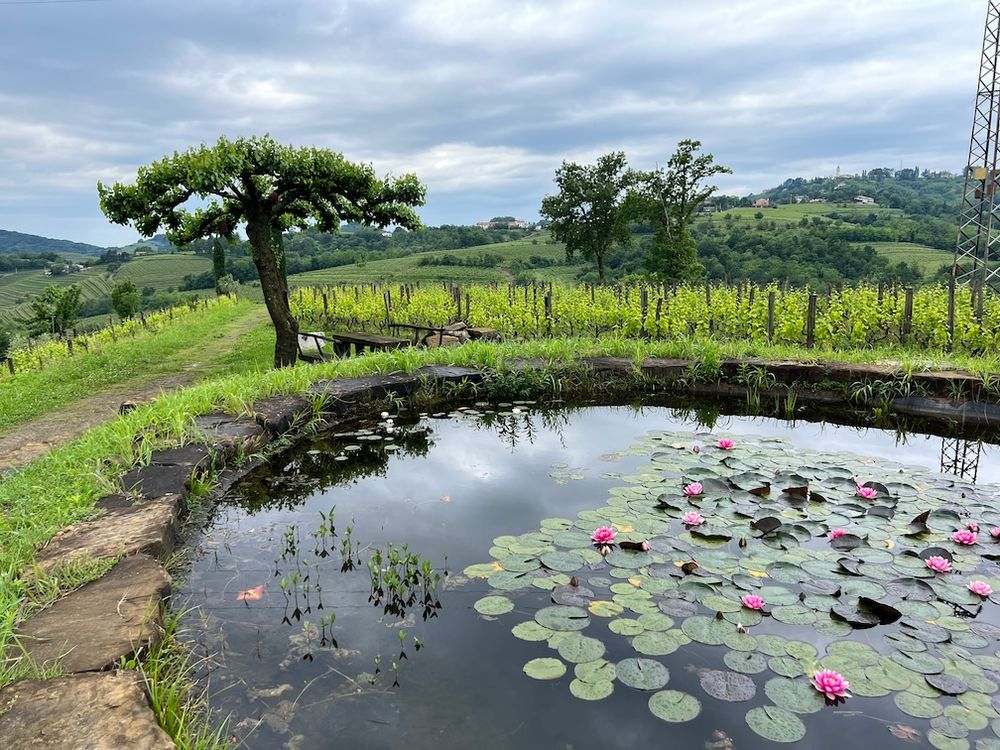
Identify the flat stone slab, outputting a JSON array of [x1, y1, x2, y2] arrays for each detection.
[[309, 373, 422, 414], [26, 496, 180, 578], [640, 358, 690, 379], [415, 365, 485, 384], [579, 356, 635, 373], [192, 414, 269, 456], [0, 672, 176, 749], [121, 463, 191, 501], [16, 554, 171, 673], [148, 444, 215, 471], [251, 395, 314, 435]]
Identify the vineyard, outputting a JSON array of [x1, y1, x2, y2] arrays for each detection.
[[291, 281, 1000, 354], [1, 295, 237, 378]]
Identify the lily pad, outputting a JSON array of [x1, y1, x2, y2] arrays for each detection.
[[569, 678, 614, 701], [725, 650, 768, 674], [763, 676, 826, 714], [895, 691, 944, 719], [649, 690, 701, 723], [617, 658, 670, 690], [745, 705, 807, 743], [556, 634, 606, 664], [474, 596, 514, 616], [699, 670, 757, 702], [523, 657, 567, 681], [534, 605, 590, 632], [633, 630, 684, 656]]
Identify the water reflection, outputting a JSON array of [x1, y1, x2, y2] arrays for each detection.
[[940, 436, 983, 481]]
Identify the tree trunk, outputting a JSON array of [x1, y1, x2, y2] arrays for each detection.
[[596, 253, 606, 284], [247, 219, 299, 367]]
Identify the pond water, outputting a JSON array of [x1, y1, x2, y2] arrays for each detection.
[[177, 401, 1000, 749]]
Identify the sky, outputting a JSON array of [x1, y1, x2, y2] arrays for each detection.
[[0, 0, 986, 246]]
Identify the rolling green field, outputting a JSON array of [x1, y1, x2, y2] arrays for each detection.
[[289, 234, 572, 285], [696, 202, 902, 226], [851, 242, 951, 276], [0, 253, 210, 322], [114, 253, 209, 290]]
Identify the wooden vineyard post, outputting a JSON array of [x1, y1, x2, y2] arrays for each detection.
[[465, 292, 471, 324], [767, 291, 776, 342], [5, 358, 13, 375], [901, 287, 914, 343], [705, 282, 714, 333], [544, 291, 552, 335], [322, 293, 329, 318], [805, 293, 817, 348], [640, 287, 648, 335], [654, 297, 663, 338], [67, 338, 73, 356]]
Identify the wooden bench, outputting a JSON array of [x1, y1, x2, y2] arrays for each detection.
[[296, 331, 408, 362]]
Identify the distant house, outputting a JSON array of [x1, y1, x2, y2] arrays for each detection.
[[753, 198, 770, 209], [476, 221, 493, 229], [854, 195, 875, 205], [808, 198, 825, 203], [475, 219, 531, 229]]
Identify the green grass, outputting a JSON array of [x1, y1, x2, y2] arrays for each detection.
[[854, 242, 952, 275], [0, 300, 271, 432], [696, 202, 903, 226]]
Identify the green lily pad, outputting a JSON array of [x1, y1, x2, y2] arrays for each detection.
[[609, 618, 646, 636], [892, 650, 945, 675], [895, 691, 944, 719], [617, 658, 670, 690], [768, 656, 806, 678], [681, 615, 730, 645], [575, 659, 616, 683], [474, 596, 514, 616], [523, 657, 566, 680], [745, 705, 807, 743], [763, 677, 826, 714], [556, 634, 606, 664], [569, 678, 614, 701], [725, 650, 768, 674], [534, 605, 590, 632], [649, 690, 701, 723], [633, 630, 683, 656], [699, 670, 757, 702], [926, 730, 970, 750], [511, 621, 555, 641]]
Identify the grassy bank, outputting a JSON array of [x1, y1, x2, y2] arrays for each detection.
[[0, 300, 272, 431]]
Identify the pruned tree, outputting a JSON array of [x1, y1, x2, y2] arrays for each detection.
[[635, 139, 731, 281], [211, 238, 227, 293], [540, 152, 634, 283], [98, 135, 426, 366]]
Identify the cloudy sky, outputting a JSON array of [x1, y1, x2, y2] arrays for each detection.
[[0, 0, 985, 246]]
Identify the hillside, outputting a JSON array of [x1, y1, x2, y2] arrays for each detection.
[[0, 229, 105, 256]]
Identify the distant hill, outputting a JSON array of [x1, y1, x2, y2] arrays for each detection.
[[0, 229, 105, 256], [114, 234, 176, 254]]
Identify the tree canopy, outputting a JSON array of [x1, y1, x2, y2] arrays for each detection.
[[28, 284, 82, 336], [540, 152, 634, 283], [99, 134, 426, 366]]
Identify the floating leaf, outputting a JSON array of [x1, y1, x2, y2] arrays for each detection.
[[648, 690, 701, 723], [588, 600, 625, 617], [523, 657, 566, 681], [556, 634, 606, 664], [633, 630, 684, 656], [745, 705, 807, 743], [569, 678, 614, 701], [894, 691, 944, 719], [511, 621, 554, 641], [534, 605, 590, 632], [925, 673, 969, 696], [699, 670, 757, 702], [617, 658, 670, 690], [474, 596, 514, 616], [891, 651, 945, 675], [724, 650, 768, 674], [763, 677, 825, 714]]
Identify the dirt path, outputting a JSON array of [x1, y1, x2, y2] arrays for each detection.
[[0, 308, 269, 472]]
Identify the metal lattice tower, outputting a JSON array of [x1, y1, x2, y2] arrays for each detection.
[[954, 2, 1000, 290], [939, 437, 982, 482]]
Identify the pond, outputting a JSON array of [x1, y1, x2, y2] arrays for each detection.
[[177, 400, 1000, 749]]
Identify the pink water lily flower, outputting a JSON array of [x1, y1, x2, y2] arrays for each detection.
[[682, 511, 705, 526], [926, 556, 951, 573], [683, 482, 704, 497], [953, 529, 977, 545], [856, 485, 878, 500], [968, 522, 980, 533], [969, 580, 993, 597], [811, 669, 851, 701], [991, 527, 1000, 540], [717, 438, 735, 450], [741, 594, 765, 610], [591, 526, 616, 545], [829, 529, 847, 541]]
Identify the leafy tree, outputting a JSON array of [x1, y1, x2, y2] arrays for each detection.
[[98, 134, 425, 366], [540, 152, 634, 283], [635, 140, 731, 281], [212, 238, 227, 292], [111, 279, 141, 319], [28, 284, 82, 336], [0, 327, 11, 360]]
